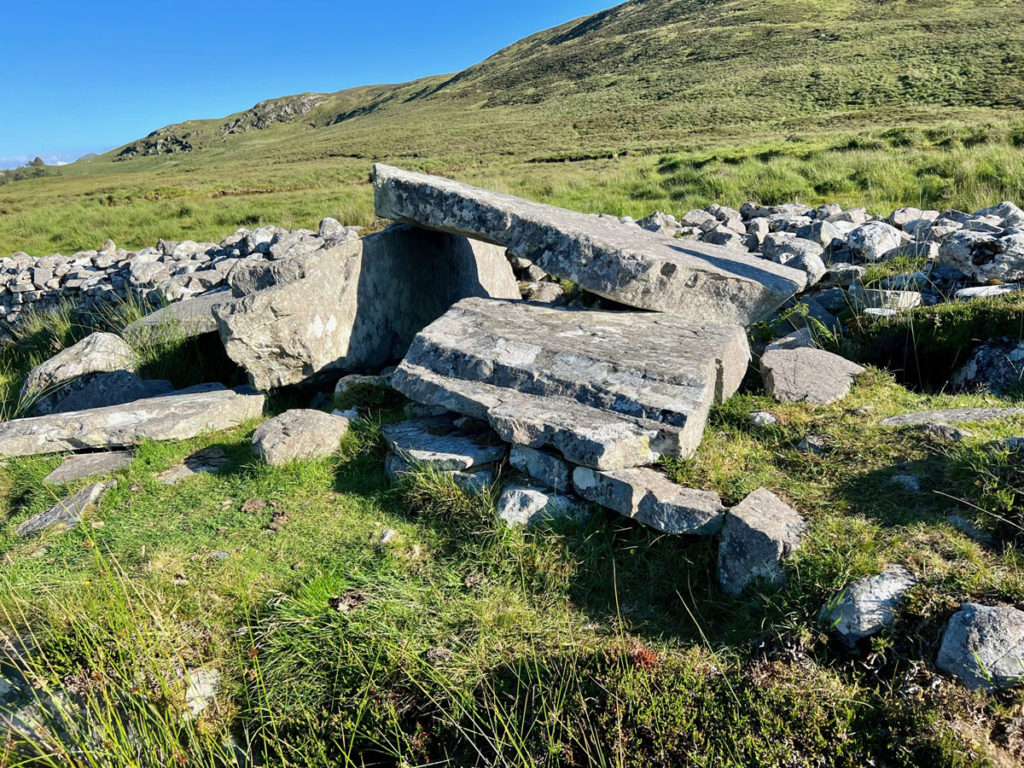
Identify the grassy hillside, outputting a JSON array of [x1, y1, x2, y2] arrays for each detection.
[[1, 0, 1023, 255]]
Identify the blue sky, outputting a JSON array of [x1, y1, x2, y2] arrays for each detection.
[[0, 0, 611, 169]]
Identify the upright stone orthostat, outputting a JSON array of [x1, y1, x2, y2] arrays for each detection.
[[391, 298, 750, 469], [373, 164, 806, 325], [215, 225, 519, 390]]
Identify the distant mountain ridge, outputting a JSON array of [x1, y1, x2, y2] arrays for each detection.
[[74, 0, 1024, 166]]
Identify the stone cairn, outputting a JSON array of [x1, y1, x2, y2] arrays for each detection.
[[3, 165, 1024, 694]]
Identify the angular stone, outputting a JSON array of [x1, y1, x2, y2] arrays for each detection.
[[21, 332, 137, 412], [820, 565, 917, 646], [215, 225, 518, 389], [509, 445, 572, 492], [43, 451, 135, 485], [381, 415, 506, 471], [0, 384, 265, 458], [717, 488, 806, 596], [955, 284, 1024, 301], [761, 348, 864, 405], [373, 164, 806, 325], [848, 288, 922, 311], [124, 291, 237, 339], [951, 340, 1024, 395], [882, 408, 1024, 427], [496, 485, 590, 528], [392, 298, 748, 468], [572, 466, 725, 535], [848, 221, 904, 261], [17, 481, 111, 537], [937, 603, 1024, 691], [252, 409, 350, 466]]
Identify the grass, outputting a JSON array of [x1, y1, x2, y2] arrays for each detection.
[[0, 306, 1022, 764]]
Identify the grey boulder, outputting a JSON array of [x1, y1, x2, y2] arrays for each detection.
[[509, 445, 573, 493], [373, 164, 805, 325], [20, 332, 138, 414], [761, 348, 864, 405], [820, 565, 917, 646], [124, 291, 237, 340], [252, 409, 351, 466], [937, 603, 1024, 691], [717, 488, 806, 595], [496, 485, 590, 528], [940, 231, 1024, 283], [848, 221, 904, 261], [950, 340, 1024, 395]]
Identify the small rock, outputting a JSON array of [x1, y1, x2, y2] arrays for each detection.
[[377, 529, 401, 547], [43, 451, 134, 485], [252, 409, 351, 466], [797, 435, 827, 454], [496, 485, 590, 528], [937, 603, 1024, 691], [848, 221, 904, 261], [890, 474, 921, 493], [749, 411, 777, 427], [184, 667, 220, 717], [820, 565, 917, 646], [761, 348, 865, 405], [16, 482, 111, 538], [509, 445, 573, 492], [717, 488, 806, 596]]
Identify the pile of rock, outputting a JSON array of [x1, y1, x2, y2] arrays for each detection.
[[0, 220, 363, 338]]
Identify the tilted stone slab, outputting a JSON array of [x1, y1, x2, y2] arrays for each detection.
[[124, 290, 238, 339], [214, 225, 519, 390], [0, 384, 265, 458], [882, 408, 1024, 427], [572, 466, 725, 535], [17, 481, 112, 537], [390, 298, 750, 468], [43, 450, 135, 485], [373, 164, 806, 325]]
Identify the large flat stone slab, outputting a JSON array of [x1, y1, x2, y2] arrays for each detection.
[[390, 298, 749, 468], [0, 384, 265, 458], [215, 225, 519, 390], [373, 164, 806, 325]]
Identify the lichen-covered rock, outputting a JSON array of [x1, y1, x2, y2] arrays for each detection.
[[391, 297, 750, 468], [717, 488, 806, 595], [761, 348, 864, 405], [937, 603, 1024, 691], [373, 164, 806, 325], [20, 332, 138, 414], [496, 485, 589, 528], [252, 409, 350, 466], [820, 565, 917, 646], [939, 230, 1024, 283], [216, 225, 518, 389], [847, 221, 904, 261], [951, 340, 1024, 395], [572, 466, 725, 535]]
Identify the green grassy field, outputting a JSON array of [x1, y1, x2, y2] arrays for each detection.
[[2, 0, 1024, 763]]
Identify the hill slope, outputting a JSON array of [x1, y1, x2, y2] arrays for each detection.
[[100, 0, 1024, 164], [2, 0, 1023, 255]]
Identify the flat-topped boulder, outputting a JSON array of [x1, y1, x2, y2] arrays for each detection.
[[882, 408, 1024, 427], [373, 164, 806, 325], [215, 224, 518, 390], [43, 450, 135, 485], [390, 298, 750, 468], [0, 384, 265, 458], [380, 415, 507, 471]]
